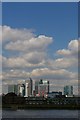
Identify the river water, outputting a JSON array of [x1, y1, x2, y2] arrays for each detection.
[[1, 109, 80, 119]]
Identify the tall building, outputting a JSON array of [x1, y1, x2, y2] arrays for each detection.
[[8, 84, 18, 95], [35, 81, 39, 95], [29, 78, 33, 95], [25, 82, 29, 97], [8, 84, 25, 96], [14, 85, 18, 95], [8, 85, 14, 93], [2, 84, 8, 94], [47, 81, 49, 94], [18, 84, 25, 96], [25, 78, 33, 97], [64, 85, 73, 97], [35, 79, 49, 97]]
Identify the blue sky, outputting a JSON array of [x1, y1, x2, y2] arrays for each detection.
[[2, 0, 79, 2], [2, 2, 78, 94], [2, 2, 78, 54]]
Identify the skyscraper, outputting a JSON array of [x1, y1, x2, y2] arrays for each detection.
[[25, 82, 29, 97], [14, 85, 18, 95], [18, 84, 25, 96], [29, 78, 33, 95], [35, 79, 49, 97], [25, 78, 33, 97], [2, 84, 8, 94], [8, 84, 18, 95], [8, 85, 14, 93], [8, 84, 25, 96], [64, 85, 73, 97], [35, 81, 39, 95]]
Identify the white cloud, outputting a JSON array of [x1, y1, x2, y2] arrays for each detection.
[[2, 25, 34, 42], [54, 57, 77, 68], [31, 68, 77, 80], [3, 25, 78, 70], [2, 68, 77, 85], [2, 25, 53, 52], [5, 35, 53, 52], [2, 25, 78, 95], [57, 49, 71, 56], [0, 73, 2, 81], [2, 70, 30, 80], [68, 40, 78, 51], [0, 55, 2, 68], [57, 39, 78, 57], [0, 26, 2, 42], [2, 68, 78, 95], [24, 51, 46, 64], [2, 25, 53, 69], [2, 52, 45, 68], [55, 39, 78, 69], [44, 56, 78, 69]]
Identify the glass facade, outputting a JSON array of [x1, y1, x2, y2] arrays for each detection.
[[64, 85, 73, 96], [35, 79, 49, 97]]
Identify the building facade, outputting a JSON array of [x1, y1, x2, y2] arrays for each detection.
[[64, 85, 73, 97], [35, 81, 39, 95], [35, 79, 49, 97], [18, 84, 25, 96], [2, 84, 8, 94], [8, 84, 18, 95], [25, 83, 29, 97], [47, 91, 62, 98], [25, 78, 33, 97]]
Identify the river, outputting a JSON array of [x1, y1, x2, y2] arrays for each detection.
[[1, 109, 80, 119]]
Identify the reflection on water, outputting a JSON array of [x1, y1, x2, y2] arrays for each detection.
[[2, 109, 79, 118]]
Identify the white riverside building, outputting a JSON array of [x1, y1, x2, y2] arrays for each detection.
[[24, 83, 29, 97], [18, 84, 25, 96], [24, 78, 33, 97]]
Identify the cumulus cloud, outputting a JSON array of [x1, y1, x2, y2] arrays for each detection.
[[2, 25, 34, 42], [2, 52, 45, 69], [5, 35, 52, 52], [2, 70, 30, 80], [57, 39, 78, 57], [68, 40, 78, 51], [57, 49, 71, 56], [47, 57, 78, 69], [2, 25, 53, 69], [0, 26, 2, 42], [2, 25, 53, 52], [31, 68, 77, 80], [24, 51, 46, 64], [2, 25, 78, 94], [55, 39, 78, 69], [0, 55, 2, 68], [0, 73, 2, 81], [2, 68, 77, 83]]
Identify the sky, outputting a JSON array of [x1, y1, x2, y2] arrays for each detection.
[[1, 2, 78, 94], [2, 0, 79, 2]]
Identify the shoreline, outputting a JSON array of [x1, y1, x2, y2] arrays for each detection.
[[2, 104, 80, 110]]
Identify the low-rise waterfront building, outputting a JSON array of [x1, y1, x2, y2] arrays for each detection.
[[46, 91, 62, 98]]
